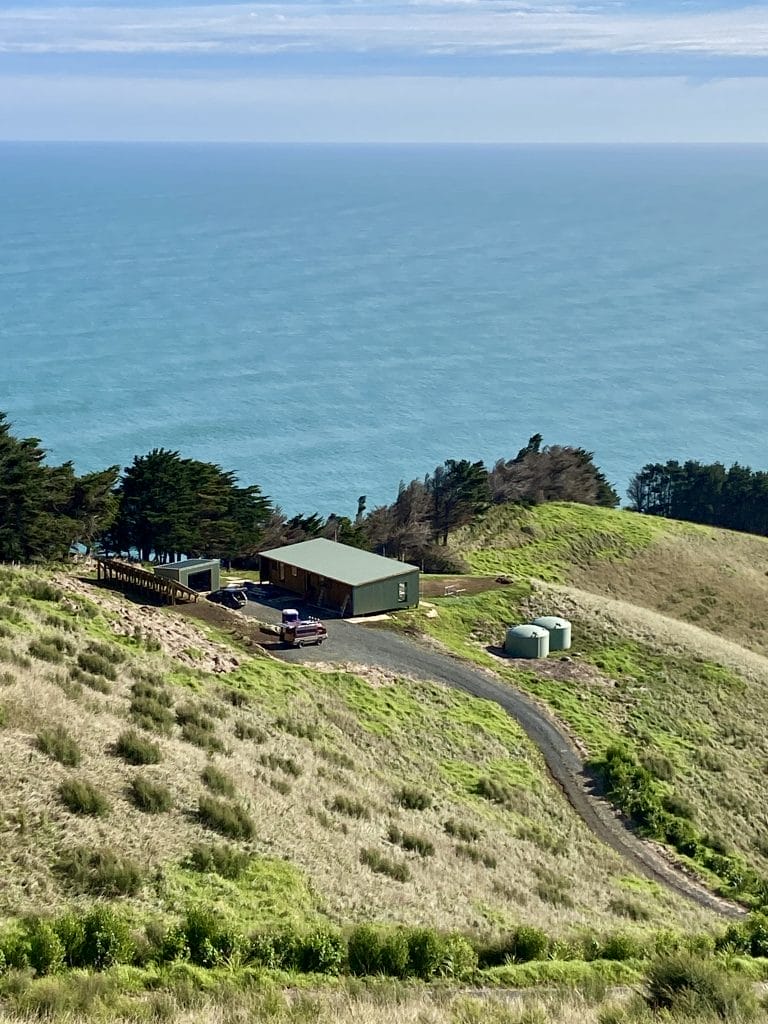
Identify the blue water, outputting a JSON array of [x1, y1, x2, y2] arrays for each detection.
[[2, 143, 767, 515]]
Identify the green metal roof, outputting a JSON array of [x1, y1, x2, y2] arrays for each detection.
[[259, 539, 418, 587]]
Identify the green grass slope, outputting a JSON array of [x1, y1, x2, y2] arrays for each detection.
[[453, 503, 768, 655], [406, 503, 768, 903], [0, 564, 712, 946]]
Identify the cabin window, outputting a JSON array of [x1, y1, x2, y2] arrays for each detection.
[[398, 581, 408, 603], [279, 563, 285, 582], [292, 566, 298, 577]]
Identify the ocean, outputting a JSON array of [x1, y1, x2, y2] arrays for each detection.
[[2, 143, 767, 516]]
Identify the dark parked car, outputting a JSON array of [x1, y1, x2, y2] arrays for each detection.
[[206, 587, 247, 610]]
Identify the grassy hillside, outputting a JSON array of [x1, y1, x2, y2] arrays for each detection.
[[0, 563, 711, 947], [406, 503, 768, 902], [453, 502, 768, 655]]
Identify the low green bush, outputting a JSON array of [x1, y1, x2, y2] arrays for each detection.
[[69, 665, 111, 693], [646, 953, 758, 1018], [359, 847, 410, 882], [395, 786, 432, 811], [26, 580, 62, 602], [76, 652, 117, 681], [113, 728, 162, 765], [184, 842, 250, 880], [454, 843, 497, 869], [70, 907, 134, 971], [175, 703, 214, 730], [234, 720, 266, 742], [260, 752, 302, 777], [317, 747, 355, 770], [329, 794, 369, 819], [128, 775, 173, 813], [179, 908, 245, 968], [36, 725, 81, 767], [197, 795, 254, 840], [28, 638, 66, 664], [477, 925, 550, 966], [444, 818, 480, 842], [386, 824, 435, 857], [181, 723, 224, 752], [201, 763, 237, 797], [275, 717, 320, 741], [129, 695, 174, 734], [56, 846, 145, 896], [23, 919, 65, 976], [58, 778, 111, 816]]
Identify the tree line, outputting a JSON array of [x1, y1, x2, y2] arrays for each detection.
[[627, 459, 768, 536], [0, 412, 619, 567]]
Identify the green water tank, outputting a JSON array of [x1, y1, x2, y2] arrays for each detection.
[[532, 616, 572, 651], [504, 624, 550, 659]]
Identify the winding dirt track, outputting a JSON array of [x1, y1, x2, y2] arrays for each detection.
[[238, 605, 744, 920]]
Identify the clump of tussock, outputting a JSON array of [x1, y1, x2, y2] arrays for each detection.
[[197, 795, 255, 840], [36, 725, 81, 767], [76, 651, 117, 681], [222, 688, 249, 707], [444, 818, 481, 842], [234, 720, 266, 742], [184, 842, 250, 879], [25, 579, 62, 602], [175, 702, 215, 730], [359, 848, 410, 882], [269, 777, 292, 796], [69, 665, 112, 694], [454, 844, 497, 869], [58, 778, 111, 817], [129, 683, 174, 734], [260, 752, 302, 777], [395, 786, 432, 811], [201, 763, 237, 798], [386, 824, 435, 858], [329, 794, 370, 820], [181, 722, 225, 752], [275, 716, 320, 741], [128, 775, 173, 813], [56, 846, 145, 896], [29, 634, 74, 663], [317, 747, 355, 770], [113, 728, 162, 765]]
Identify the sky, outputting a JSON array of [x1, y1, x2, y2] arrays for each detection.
[[1, 1, 768, 141]]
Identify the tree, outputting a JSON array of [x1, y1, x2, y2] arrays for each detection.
[[426, 459, 490, 545], [0, 413, 77, 561], [489, 437, 618, 508], [109, 449, 272, 562]]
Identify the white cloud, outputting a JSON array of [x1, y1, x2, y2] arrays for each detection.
[[2, 3, 768, 59]]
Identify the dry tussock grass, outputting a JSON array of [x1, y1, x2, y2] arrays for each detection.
[[0, 566, 710, 937], [568, 526, 768, 656]]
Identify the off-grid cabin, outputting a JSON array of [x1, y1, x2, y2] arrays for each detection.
[[259, 539, 419, 616], [154, 558, 221, 593]]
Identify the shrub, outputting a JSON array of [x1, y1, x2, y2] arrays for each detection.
[[58, 778, 111, 816], [181, 908, 244, 968], [599, 932, 645, 961], [275, 717, 320, 741], [69, 665, 111, 693], [444, 818, 480, 842], [641, 751, 675, 782], [234, 720, 266, 742], [296, 928, 345, 974], [406, 928, 443, 980], [198, 795, 255, 840], [129, 775, 173, 813], [87, 640, 126, 664], [77, 906, 135, 970], [175, 703, 214, 730], [185, 842, 250, 880], [473, 777, 517, 807], [28, 638, 65, 664], [454, 843, 497, 869], [131, 680, 172, 705], [663, 792, 696, 821], [347, 924, 384, 976], [26, 580, 62, 602], [24, 919, 65, 976], [329, 794, 369, 819], [478, 925, 550, 966], [130, 695, 174, 734], [387, 824, 435, 857], [36, 725, 81, 767], [56, 847, 145, 896], [201, 763, 237, 798], [76, 652, 117, 680], [359, 847, 410, 882], [260, 752, 302, 777], [181, 723, 224, 752], [440, 933, 478, 980], [223, 688, 250, 707], [646, 954, 757, 1018], [113, 728, 161, 765], [395, 786, 432, 811]]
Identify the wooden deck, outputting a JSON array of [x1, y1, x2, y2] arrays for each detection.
[[96, 559, 200, 604]]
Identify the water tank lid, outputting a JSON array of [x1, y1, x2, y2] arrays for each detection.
[[533, 616, 570, 630], [507, 624, 549, 639]]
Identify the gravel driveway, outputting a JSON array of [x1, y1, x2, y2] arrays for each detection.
[[240, 597, 741, 919]]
